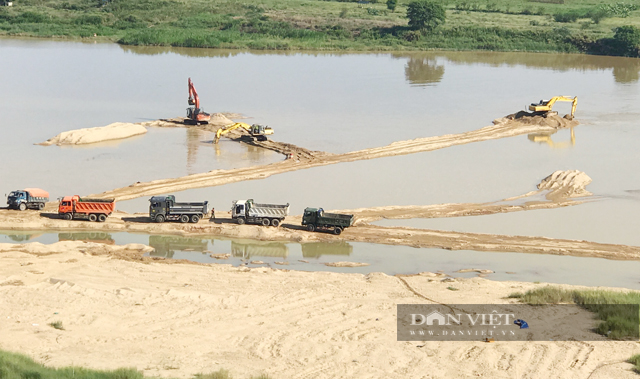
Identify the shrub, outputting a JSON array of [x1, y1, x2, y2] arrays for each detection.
[[554, 11, 580, 23], [74, 14, 103, 25], [48, 321, 64, 330], [12, 11, 48, 24], [386, 0, 397, 12], [612, 25, 640, 56], [629, 354, 640, 373], [406, 0, 445, 31], [402, 29, 421, 41]]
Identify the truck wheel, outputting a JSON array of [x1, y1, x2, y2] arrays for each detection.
[[180, 215, 189, 223], [307, 224, 316, 232], [261, 218, 270, 226], [18, 203, 26, 211], [63, 213, 73, 221], [37, 203, 45, 210], [98, 214, 107, 222], [88, 214, 97, 222], [155, 215, 165, 223], [190, 215, 200, 223], [271, 219, 281, 227], [237, 217, 246, 225], [333, 227, 343, 235]]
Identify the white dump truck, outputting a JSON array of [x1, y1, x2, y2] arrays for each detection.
[[231, 199, 289, 227]]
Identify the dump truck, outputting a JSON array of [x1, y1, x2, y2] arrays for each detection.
[[231, 199, 289, 227], [7, 188, 49, 211], [149, 195, 208, 223], [302, 207, 354, 235], [58, 196, 115, 222]]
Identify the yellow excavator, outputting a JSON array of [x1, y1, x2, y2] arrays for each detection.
[[529, 96, 577, 119], [214, 122, 274, 144]]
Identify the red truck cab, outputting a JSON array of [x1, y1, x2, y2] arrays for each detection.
[[58, 196, 76, 215]]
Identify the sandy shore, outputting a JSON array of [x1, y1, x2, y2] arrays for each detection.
[[3, 168, 634, 261], [0, 241, 638, 379]]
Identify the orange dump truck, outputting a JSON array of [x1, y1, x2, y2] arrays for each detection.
[[58, 196, 115, 222]]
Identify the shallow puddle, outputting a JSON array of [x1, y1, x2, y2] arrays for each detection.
[[2, 230, 640, 289]]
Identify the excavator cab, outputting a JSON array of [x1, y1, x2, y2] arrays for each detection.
[[528, 96, 577, 119], [249, 124, 274, 141]]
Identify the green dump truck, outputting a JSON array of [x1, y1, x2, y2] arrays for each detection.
[[302, 207, 354, 235]]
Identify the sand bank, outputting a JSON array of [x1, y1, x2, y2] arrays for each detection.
[[91, 115, 577, 201], [0, 241, 637, 379], [37, 123, 147, 146]]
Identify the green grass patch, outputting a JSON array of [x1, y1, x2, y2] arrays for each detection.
[[2, 0, 640, 54], [628, 354, 640, 373], [0, 349, 274, 379], [0, 349, 143, 379], [509, 286, 640, 340]]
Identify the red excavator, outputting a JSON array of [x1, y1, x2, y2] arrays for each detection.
[[186, 78, 211, 125]]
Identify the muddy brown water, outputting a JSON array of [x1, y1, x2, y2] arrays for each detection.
[[2, 230, 640, 289], [3, 38, 640, 288]]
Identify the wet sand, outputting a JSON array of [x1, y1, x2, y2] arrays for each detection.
[[91, 115, 576, 201], [0, 241, 637, 379]]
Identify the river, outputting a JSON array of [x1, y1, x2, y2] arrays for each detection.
[[2, 38, 640, 287]]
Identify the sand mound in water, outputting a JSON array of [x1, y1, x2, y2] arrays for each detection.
[[208, 113, 235, 127], [538, 170, 592, 198], [38, 123, 147, 146], [494, 112, 577, 129]]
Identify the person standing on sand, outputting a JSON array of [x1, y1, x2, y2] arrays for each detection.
[[209, 208, 215, 222]]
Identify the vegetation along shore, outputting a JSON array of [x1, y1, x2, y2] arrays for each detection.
[[2, 0, 640, 56]]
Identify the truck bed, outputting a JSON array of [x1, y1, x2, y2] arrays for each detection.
[[317, 213, 354, 227], [74, 201, 115, 214], [169, 203, 207, 214], [248, 203, 289, 218], [322, 212, 353, 220]]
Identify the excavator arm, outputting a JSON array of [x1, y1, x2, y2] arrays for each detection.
[[214, 122, 251, 144], [188, 78, 199, 110]]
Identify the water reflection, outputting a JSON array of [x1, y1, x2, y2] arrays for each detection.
[[4, 232, 43, 242], [527, 127, 575, 149], [120, 44, 640, 86], [148, 235, 210, 258], [301, 241, 353, 258], [613, 65, 640, 83], [58, 232, 115, 245], [231, 240, 289, 259], [119, 45, 244, 58], [421, 51, 640, 84], [404, 57, 445, 86], [186, 127, 201, 175]]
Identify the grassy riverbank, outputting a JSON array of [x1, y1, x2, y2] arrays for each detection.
[[0, 349, 270, 379], [1, 0, 640, 54]]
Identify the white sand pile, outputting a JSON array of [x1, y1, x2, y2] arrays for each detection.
[[38, 123, 147, 146], [538, 170, 592, 198], [208, 113, 235, 127]]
